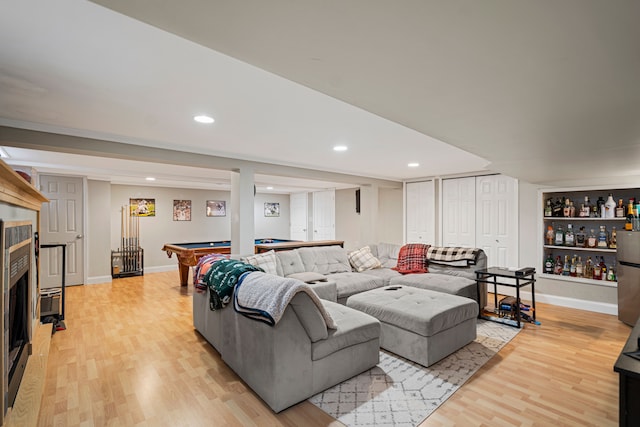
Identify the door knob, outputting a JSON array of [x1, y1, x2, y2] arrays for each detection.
[[76, 234, 84, 239]]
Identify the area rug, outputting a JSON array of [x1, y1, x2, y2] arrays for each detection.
[[309, 320, 520, 427]]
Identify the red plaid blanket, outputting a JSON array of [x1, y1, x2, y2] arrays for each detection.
[[393, 243, 430, 274]]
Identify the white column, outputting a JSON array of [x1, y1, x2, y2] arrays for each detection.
[[230, 167, 255, 256], [359, 184, 379, 245]]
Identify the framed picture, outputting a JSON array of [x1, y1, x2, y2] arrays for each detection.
[[264, 202, 280, 217], [130, 198, 156, 217], [206, 200, 226, 217], [173, 200, 192, 221]]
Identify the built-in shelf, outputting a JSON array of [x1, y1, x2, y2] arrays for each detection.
[[543, 217, 626, 221], [543, 245, 617, 253], [539, 272, 617, 287]]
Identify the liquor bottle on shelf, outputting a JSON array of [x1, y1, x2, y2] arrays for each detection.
[[593, 259, 602, 280], [576, 256, 584, 278], [616, 199, 626, 218], [597, 226, 608, 248], [628, 198, 635, 218], [597, 196, 605, 218], [562, 255, 571, 276], [545, 225, 554, 245], [610, 227, 618, 249], [570, 201, 576, 217], [575, 226, 587, 247], [582, 196, 592, 217], [544, 254, 554, 274], [569, 255, 577, 277], [626, 215, 634, 231], [553, 198, 564, 217], [604, 194, 616, 218], [564, 224, 575, 246], [554, 255, 563, 275], [607, 259, 616, 281], [586, 229, 597, 248], [563, 198, 572, 217], [555, 225, 565, 246], [544, 199, 553, 217], [584, 256, 594, 279], [599, 257, 607, 279]]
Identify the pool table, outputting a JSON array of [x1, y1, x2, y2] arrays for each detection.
[[161, 238, 299, 286]]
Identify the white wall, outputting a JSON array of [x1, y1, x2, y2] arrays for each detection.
[[87, 179, 111, 284], [253, 193, 291, 239], [378, 187, 403, 245], [335, 188, 361, 249], [335, 187, 403, 250]]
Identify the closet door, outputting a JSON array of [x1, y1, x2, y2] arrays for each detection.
[[290, 192, 309, 241], [312, 190, 335, 240], [441, 177, 476, 247], [405, 180, 435, 244], [476, 175, 518, 268]]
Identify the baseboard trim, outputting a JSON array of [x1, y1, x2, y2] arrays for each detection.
[[145, 265, 177, 274], [495, 288, 617, 315], [86, 275, 112, 285], [86, 266, 177, 285]]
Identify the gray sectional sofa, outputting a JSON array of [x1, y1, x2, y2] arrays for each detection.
[[253, 242, 487, 307], [192, 242, 487, 412]]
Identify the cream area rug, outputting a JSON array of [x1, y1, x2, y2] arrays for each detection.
[[309, 320, 521, 427]]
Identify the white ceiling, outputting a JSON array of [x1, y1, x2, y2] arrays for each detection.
[[1, 0, 640, 191]]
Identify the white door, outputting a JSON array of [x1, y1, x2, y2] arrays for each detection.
[[476, 175, 518, 268], [290, 192, 308, 241], [40, 175, 84, 287], [312, 190, 335, 240], [441, 177, 476, 247], [405, 180, 435, 244]]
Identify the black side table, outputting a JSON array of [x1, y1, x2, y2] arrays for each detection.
[[475, 267, 536, 328]]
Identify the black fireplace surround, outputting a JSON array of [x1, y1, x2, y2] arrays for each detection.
[[2, 221, 32, 409]]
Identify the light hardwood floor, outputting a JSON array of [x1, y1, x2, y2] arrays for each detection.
[[37, 271, 630, 427]]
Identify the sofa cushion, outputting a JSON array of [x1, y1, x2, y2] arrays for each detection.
[[287, 272, 328, 283], [244, 250, 279, 275], [327, 272, 384, 299], [290, 292, 329, 342], [348, 246, 382, 272], [355, 267, 401, 286], [371, 242, 401, 268], [393, 243, 430, 274], [276, 250, 305, 276], [298, 246, 352, 275], [312, 301, 380, 361], [389, 273, 478, 301]]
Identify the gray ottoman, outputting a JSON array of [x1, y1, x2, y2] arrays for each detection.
[[346, 286, 478, 367]]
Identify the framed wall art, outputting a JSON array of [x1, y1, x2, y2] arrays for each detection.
[[173, 199, 192, 221], [130, 198, 156, 217], [206, 200, 226, 217], [264, 202, 280, 217]]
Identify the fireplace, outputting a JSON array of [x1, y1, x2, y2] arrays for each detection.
[[1, 221, 33, 410]]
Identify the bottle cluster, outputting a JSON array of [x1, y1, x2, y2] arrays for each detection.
[[544, 194, 638, 222], [545, 224, 617, 249], [543, 254, 616, 281]]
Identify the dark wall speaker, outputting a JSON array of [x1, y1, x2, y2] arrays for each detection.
[[355, 188, 361, 214]]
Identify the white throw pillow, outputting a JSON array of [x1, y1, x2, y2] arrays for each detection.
[[348, 246, 382, 272], [244, 250, 279, 275]]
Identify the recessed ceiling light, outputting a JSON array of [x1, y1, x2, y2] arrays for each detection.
[[145, 177, 156, 181], [266, 186, 274, 190], [408, 162, 420, 167], [333, 145, 348, 152], [194, 115, 214, 124]]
